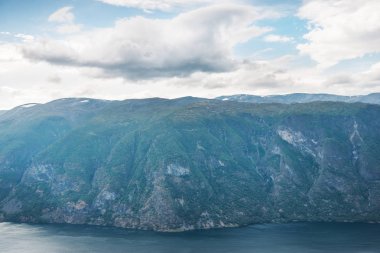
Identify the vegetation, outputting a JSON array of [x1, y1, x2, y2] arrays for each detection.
[[0, 97, 379, 231]]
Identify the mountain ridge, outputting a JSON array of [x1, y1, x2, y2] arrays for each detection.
[[0, 97, 379, 231], [216, 93, 380, 104], [2, 92, 380, 113]]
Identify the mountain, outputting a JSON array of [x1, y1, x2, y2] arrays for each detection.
[[0, 97, 380, 231], [216, 93, 380, 104]]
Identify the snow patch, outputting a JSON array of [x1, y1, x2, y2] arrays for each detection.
[[20, 103, 38, 108]]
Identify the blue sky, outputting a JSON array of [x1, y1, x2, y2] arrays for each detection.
[[0, 0, 379, 109], [0, 0, 144, 32]]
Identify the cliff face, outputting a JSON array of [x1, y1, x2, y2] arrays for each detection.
[[0, 98, 380, 231]]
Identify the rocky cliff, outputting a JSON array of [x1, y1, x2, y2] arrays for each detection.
[[0, 97, 379, 231]]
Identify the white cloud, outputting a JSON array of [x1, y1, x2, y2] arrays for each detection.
[[96, 0, 229, 12], [96, 0, 285, 17], [2, 2, 379, 110], [0, 32, 34, 43], [48, 6, 75, 23], [23, 4, 272, 79], [0, 39, 378, 110], [0, 43, 23, 62], [56, 24, 82, 34], [326, 61, 380, 89], [364, 62, 380, 84], [179, 60, 295, 90], [48, 6, 81, 34], [0, 42, 124, 109], [297, 0, 380, 68], [264, 34, 293, 43], [14, 33, 34, 42]]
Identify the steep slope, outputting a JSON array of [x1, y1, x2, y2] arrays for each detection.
[[0, 98, 111, 202], [217, 93, 380, 104], [0, 98, 380, 231]]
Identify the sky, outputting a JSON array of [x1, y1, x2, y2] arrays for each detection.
[[0, 0, 380, 109]]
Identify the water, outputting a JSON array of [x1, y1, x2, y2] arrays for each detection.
[[0, 222, 379, 253]]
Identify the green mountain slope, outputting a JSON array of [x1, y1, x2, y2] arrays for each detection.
[[0, 98, 380, 231]]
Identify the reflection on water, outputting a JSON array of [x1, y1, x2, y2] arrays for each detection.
[[0, 222, 379, 253]]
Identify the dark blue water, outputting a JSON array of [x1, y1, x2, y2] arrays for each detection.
[[0, 222, 379, 253]]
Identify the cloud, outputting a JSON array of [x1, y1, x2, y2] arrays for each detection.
[[56, 24, 82, 34], [23, 4, 273, 79], [48, 6, 81, 34], [364, 62, 380, 83], [48, 6, 75, 23], [96, 0, 226, 12], [0, 32, 34, 44], [199, 60, 293, 89], [47, 75, 62, 84], [14, 33, 34, 42], [0, 42, 23, 62], [324, 74, 354, 86], [1, 37, 378, 110], [297, 0, 380, 68], [326, 61, 380, 89], [264, 34, 293, 43]]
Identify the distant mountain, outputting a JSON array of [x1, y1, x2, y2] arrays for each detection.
[[0, 97, 380, 231], [216, 93, 380, 104]]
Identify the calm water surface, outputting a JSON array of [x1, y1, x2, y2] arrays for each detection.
[[0, 222, 379, 253]]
